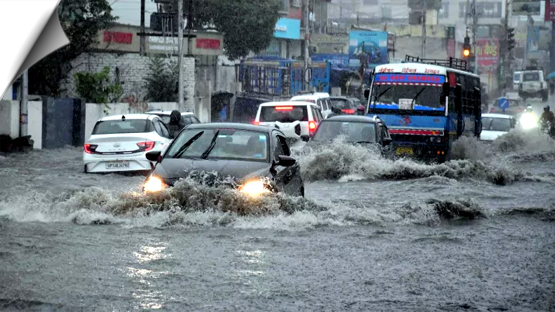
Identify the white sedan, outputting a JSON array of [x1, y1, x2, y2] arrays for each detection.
[[480, 113, 517, 142], [83, 114, 173, 173]]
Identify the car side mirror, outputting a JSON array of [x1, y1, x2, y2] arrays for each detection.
[[146, 151, 162, 162], [301, 135, 310, 142], [364, 89, 370, 99], [276, 155, 296, 167]]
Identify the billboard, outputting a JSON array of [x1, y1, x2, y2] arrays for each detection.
[[348, 30, 388, 68], [546, 0, 555, 21], [273, 18, 301, 40], [527, 26, 540, 52], [512, 0, 541, 16], [476, 38, 499, 74]]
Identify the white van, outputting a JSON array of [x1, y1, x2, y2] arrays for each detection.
[[513, 71, 522, 90], [290, 92, 333, 119], [254, 101, 324, 139]]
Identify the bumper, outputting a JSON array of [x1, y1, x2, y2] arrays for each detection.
[[83, 152, 155, 173], [391, 141, 449, 158]]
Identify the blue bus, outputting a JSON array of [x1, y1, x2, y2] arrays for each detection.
[[362, 56, 482, 162]]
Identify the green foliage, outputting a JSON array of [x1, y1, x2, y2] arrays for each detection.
[[164, 0, 280, 59], [144, 56, 180, 102], [73, 66, 123, 103], [29, 0, 117, 96]]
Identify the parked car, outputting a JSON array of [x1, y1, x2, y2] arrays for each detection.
[[83, 114, 173, 173], [142, 123, 305, 197], [290, 92, 333, 118], [480, 113, 517, 141], [329, 96, 358, 115], [307, 115, 393, 149], [254, 101, 323, 140], [145, 110, 200, 127]]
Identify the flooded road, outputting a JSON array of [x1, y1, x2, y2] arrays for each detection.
[[1, 128, 555, 311]]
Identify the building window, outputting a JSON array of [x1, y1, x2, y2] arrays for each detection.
[[281, 0, 289, 12], [459, 2, 502, 19], [438, 1, 449, 18], [290, 0, 301, 8]]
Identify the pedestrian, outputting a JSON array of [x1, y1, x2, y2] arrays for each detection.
[[167, 110, 185, 138]]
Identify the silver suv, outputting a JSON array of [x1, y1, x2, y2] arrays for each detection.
[[518, 70, 549, 102]]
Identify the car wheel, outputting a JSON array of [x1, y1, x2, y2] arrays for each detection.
[[83, 165, 88, 173]]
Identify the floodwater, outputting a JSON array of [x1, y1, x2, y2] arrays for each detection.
[[1, 122, 555, 311]]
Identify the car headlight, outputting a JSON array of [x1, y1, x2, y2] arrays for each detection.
[[520, 114, 537, 129], [239, 180, 270, 197], [143, 176, 167, 193]]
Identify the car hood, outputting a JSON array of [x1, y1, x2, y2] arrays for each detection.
[[153, 158, 272, 185]]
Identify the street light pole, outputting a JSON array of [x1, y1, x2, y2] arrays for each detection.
[[304, 0, 311, 91], [177, 0, 184, 110], [472, 0, 478, 74], [421, 0, 427, 58]]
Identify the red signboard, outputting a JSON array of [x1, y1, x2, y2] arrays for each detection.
[[447, 38, 455, 58], [476, 38, 499, 73], [546, 0, 555, 21], [103, 31, 133, 44], [196, 38, 221, 50]]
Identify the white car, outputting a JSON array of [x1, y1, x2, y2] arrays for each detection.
[[480, 113, 517, 141], [83, 114, 173, 173], [290, 92, 333, 118], [254, 101, 323, 139]]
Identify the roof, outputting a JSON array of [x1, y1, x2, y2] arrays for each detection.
[[146, 111, 196, 116], [329, 96, 349, 100], [482, 113, 515, 119], [324, 115, 380, 123], [259, 101, 318, 107], [374, 62, 480, 78], [291, 93, 330, 100], [186, 122, 275, 133], [99, 114, 158, 121]]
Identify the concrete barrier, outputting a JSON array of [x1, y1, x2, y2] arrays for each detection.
[[0, 100, 19, 139]]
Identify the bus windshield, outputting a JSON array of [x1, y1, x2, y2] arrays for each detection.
[[369, 73, 446, 111]]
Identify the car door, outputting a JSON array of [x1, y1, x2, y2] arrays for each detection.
[[153, 119, 173, 150], [271, 131, 300, 195]]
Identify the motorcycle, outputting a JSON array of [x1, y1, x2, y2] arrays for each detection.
[[540, 120, 555, 138]]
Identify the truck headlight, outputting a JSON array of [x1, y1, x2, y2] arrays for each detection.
[[143, 176, 167, 193], [239, 180, 270, 197]]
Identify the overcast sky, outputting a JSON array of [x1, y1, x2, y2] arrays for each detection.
[[111, 0, 157, 26]]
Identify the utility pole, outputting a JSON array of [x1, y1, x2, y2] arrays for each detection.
[[20, 71, 28, 137], [177, 0, 185, 110], [140, 0, 145, 55], [186, 0, 194, 56], [421, 0, 427, 58], [472, 0, 478, 74], [304, 0, 311, 91], [503, 0, 511, 93]]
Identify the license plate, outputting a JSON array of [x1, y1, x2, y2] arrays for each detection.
[[105, 161, 130, 169], [396, 147, 414, 155]]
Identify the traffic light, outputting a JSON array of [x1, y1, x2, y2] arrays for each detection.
[[507, 28, 515, 51], [462, 35, 471, 58]]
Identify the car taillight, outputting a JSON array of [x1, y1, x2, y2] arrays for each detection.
[[342, 109, 355, 114], [137, 141, 155, 151], [309, 121, 317, 131], [253, 121, 259, 125], [84, 144, 97, 154]]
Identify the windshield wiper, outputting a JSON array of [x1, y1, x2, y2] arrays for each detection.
[[374, 86, 391, 103], [410, 87, 427, 107], [173, 131, 204, 158], [200, 130, 220, 159]]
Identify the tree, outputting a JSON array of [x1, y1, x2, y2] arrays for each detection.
[[73, 66, 123, 103], [162, 0, 280, 59], [29, 0, 117, 96], [144, 56, 180, 102]]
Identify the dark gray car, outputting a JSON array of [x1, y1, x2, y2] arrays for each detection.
[[308, 115, 393, 147], [143, 123, 305, 197]]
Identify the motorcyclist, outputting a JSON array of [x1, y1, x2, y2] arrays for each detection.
[[539, 105, 555, 136]]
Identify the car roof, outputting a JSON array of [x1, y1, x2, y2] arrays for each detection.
[[185, 122, 276, 134], [482, 113, 515, 119], [324, 115, 380, 123], [146, 111, 195, 116], [99, 114, 158, 121], [259, 101, 318, 107], [290, 93, 330, 100], [329, 96, 349, 100]]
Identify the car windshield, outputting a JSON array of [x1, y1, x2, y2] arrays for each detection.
[[330, 99, 355, 109], [92, 120, 148, 134], [482, 117, 512, 132], [165, 128, 269, 162], [260, 106, 308, 122], [513, 73, 521, 82], [370, 81, 444, 110], [523, 72, 540, 81], [312, 121, 376, 143]]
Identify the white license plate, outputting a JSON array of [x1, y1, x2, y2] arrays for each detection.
[[105, 161, 130, 169]]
